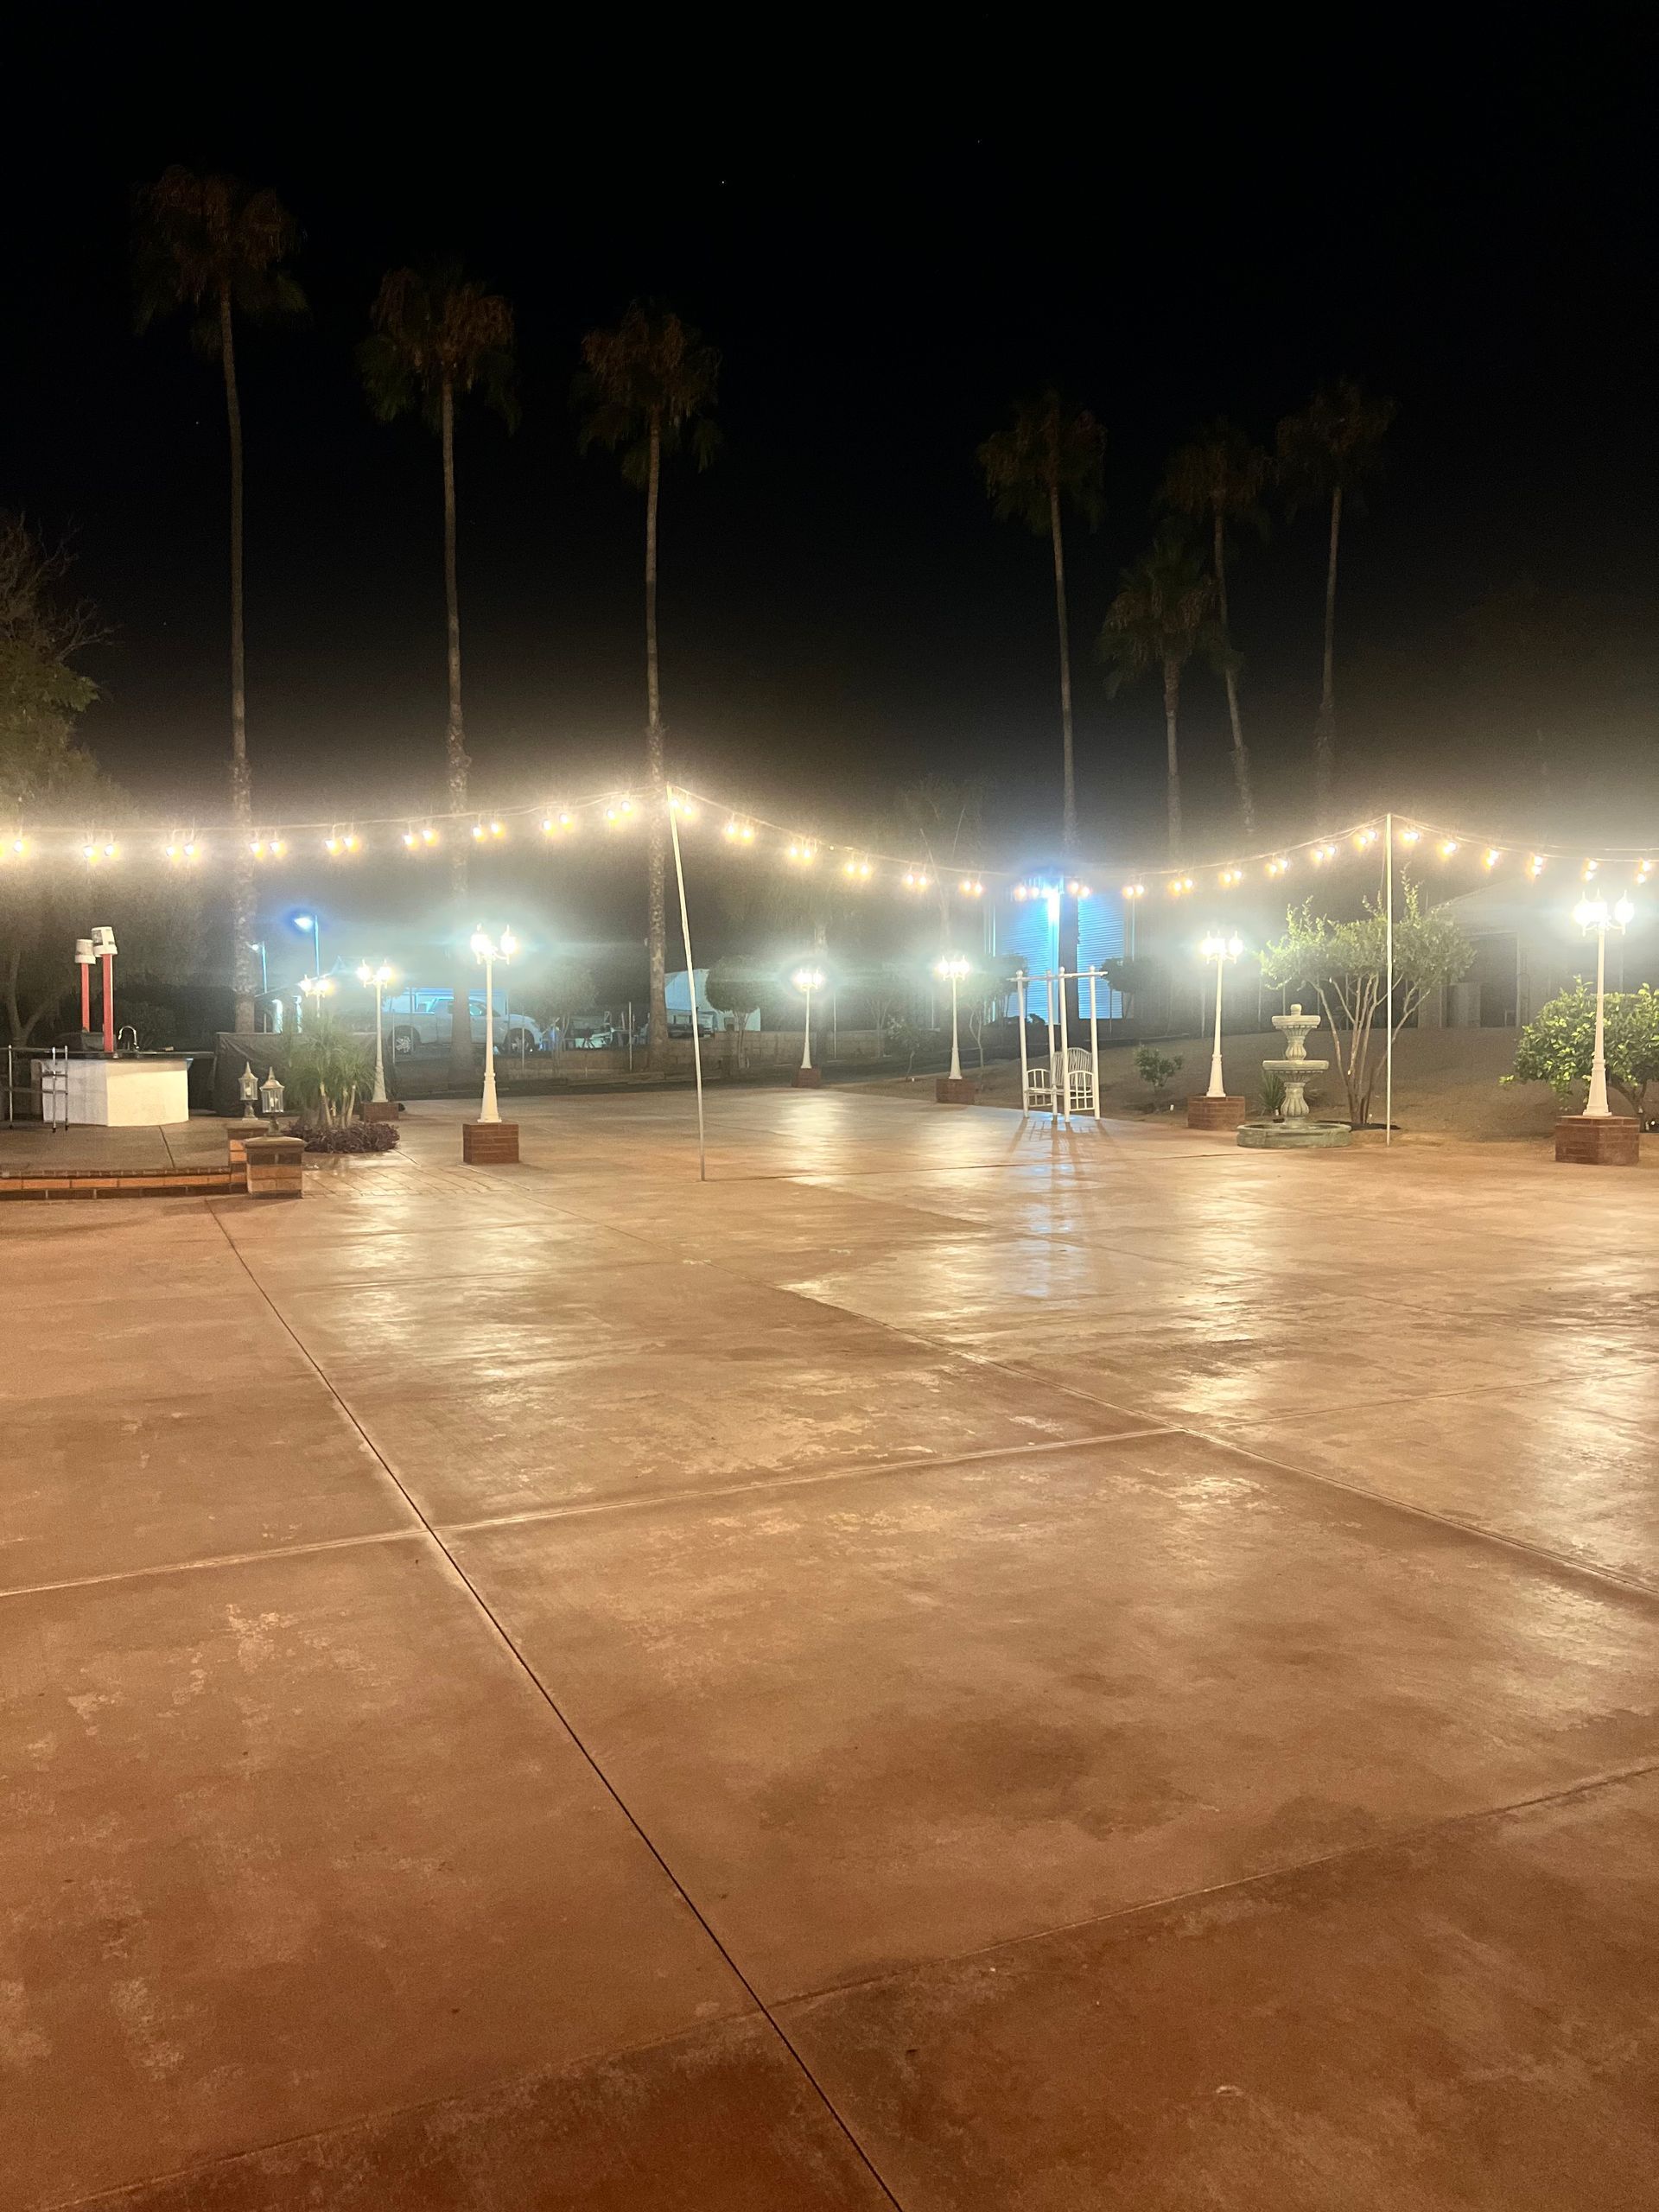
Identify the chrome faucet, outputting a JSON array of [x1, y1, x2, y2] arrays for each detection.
[[117, 1026, 139, 1054]]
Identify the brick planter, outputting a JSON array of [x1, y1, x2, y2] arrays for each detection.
[[1554, 1114, 1639, 1166], [791, 1067, 824, 1089], [462, 1119, 520, 1164], [936, 1076, 977, 1104], [245, 1135, 305, 1199], [1186, 1094, 1247, 1132], [362, 1098, 398, 1123]]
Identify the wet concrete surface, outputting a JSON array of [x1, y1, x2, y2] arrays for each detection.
[[2, 1091, 1656, 2208]]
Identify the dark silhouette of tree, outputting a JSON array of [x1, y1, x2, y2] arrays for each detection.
[[1274, 379, 1396, 810], [977, 390, 1105, 854], [575, 304, 721, 1074], [1102, 526, 1222, 858], [359, 261, 516, 1083], [132, 166, 305, 1033], [1160, 422, 1268, 834]]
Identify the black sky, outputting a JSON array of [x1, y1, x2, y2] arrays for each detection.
[[5, 17, 1658, 868]]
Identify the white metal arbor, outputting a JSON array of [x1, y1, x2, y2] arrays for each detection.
[[1014, 967, 1105, 1124]]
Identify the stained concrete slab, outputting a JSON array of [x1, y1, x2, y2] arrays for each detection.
[[5, 1087, 1659, 2209], [781, 1767, 1659, 2211]]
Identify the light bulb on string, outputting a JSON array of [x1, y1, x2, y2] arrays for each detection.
[[1483, 848, 1500, 868], [403, 830, 418, 849], [1583, 859, 1599, 880], [326, 831, 341, 855], [1399, 828, 1421, 845], [1438, 839, 1459, 859], [472, 822, 486, 842], [343, 831, 359, 853], [958, 877, 983, 896], [421, 825, 437, 846], [1529, 854, 1546, 878]]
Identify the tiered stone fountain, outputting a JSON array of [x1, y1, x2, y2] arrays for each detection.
[[1236, 1004, 1352, 1149]]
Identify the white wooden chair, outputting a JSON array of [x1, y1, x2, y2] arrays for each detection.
[[1023, 1061, 1053, 1112], [1065, 1049, 1096, 1115]]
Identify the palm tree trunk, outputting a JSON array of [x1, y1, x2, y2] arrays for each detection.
[[219, 287, 257, 1035], [442, 373, 476, 1085], [1315, 483, 1342, 809], [644, 410, 670, 1075], [1050, 483, 1081, 1018], [1164, 658, 1182, 859], [1214, 512, 1255, 836]]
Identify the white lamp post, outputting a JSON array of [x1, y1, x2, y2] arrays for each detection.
[[469, 927, 517, 1122], [792, 967, 825, 1071], [356, 961, 394, 1103], [1199, 932, 1244, 1099], [935, 954, 970, 1081], [1573, 896, 1634, 1117]]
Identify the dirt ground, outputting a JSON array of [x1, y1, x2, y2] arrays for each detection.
[[861, 1023, 1598, 1141]]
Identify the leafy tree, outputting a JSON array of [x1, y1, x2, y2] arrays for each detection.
[[852, 959, 913, 1041], [1159, 422, 1268, 833], [703, 953, 774, 1073], [977, 390, 1105, 854], [1101, 524, 1223, 858], [132, 167, 306, 1034], [576, 303, 721, 1075], [528, 955, 597, 1052], [359, 260, 517, 1083], [286, 1011, 372, 1125], [1135, 1046, 1183, 1097], [1259, 880, 1471, 1128], [1274, 378, 1396, 808], [963, 953, 1022, 1067], [1505, 979, 1659, 1116]]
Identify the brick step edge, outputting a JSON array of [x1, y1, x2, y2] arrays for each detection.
[[0, 1170, 238, 1198]]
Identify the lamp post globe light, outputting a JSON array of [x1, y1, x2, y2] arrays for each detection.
[[791, 966, 825, 1088], [1188, 933, 1249, 1132], [290, 911, 321, 974], [299, 972, 333, 1029], [468, 928, 517, 1124], [356, 961, 394, 1106]]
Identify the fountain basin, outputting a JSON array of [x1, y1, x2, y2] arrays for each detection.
[[1237, 1117, 1352, 1150]]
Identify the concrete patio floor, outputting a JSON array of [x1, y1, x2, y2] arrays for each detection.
[[2, 1091, 1656, 2209]]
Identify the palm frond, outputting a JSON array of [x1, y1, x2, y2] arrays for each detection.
[[978, 388, 1105, 535]]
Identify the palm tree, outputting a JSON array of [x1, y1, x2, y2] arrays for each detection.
[[1101, 525, 1222, 859], [575, 305, 721, 1074], [133, 167, 305, 1034], [1274, 379, 1397, 809], [359, 262, 517, 1084], [977, 391, 1105, 854], [1160, 422, 1268, 835]]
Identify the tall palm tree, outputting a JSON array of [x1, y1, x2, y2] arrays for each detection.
[[977, 390, 1105, 854], [1160, 422, 1268, 835], [575, 304, 721, 1073], [133, 167, 305, 1034], [359, 262, 517, 1084], [1101, 525, 1222, 859], [1274, 378, 1396, 810]]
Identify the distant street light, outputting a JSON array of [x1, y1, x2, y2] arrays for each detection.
[[792, 966, 825, 1073], [935, 954, 971, 1083], [1573, 896, 1634, 1118], [469, 927, 517, 1123], [290, 911, 321, 973], [299, 972, 333, 1031], [1199, 932, 1245, 1100], [356, 960, 394, 1103]]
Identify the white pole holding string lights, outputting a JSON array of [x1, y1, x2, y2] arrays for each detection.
[[936, 955, 969, 1082], [469, 927, 517, 1123], [356, 961, 393, 1103], [1573, 895, 1633, 1118], [793, 966, 825, 1075], [1200, 932, 1243, 1098]]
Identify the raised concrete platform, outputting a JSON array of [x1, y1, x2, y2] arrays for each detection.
[[3, 1092, 1658, 2208]]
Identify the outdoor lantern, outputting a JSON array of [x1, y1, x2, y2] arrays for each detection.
[[238, 1064, 261, 1119], [258, 1068, 285, 1122]]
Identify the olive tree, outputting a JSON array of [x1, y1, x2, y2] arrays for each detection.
[[1506, 979, 1659, 1116], [1259, 880, 1471, 1128]]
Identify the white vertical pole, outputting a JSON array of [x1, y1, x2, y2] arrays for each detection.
[[372, 977, 388, 1103], [666, 790, 707, 1181], [1088, 968, 1101, 1122], [948, 974, 962, 1081], [1587, 925, 1611, 1117], [800, 977, 814, 1071], [1016, 971, 1030, 1112], [1384, 810, 1394, 1147], [479, 956, 500, 1122], [1057, 968, 1071, 1123]]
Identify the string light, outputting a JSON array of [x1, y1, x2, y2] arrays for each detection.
[[958, 876, 984, 895], [472, 822, 486, 842], [842, 855, 873, 880], [1353, 827, 1378, 849], [667, 795, 695, 819], [1583, 859, 1599, 880], [326, 833, 341, 855], [1439, 839, 1459, 858], [787, 839, 818, 864], [901, 868, 931, 890], [1121, 881, 1146, 899], [1266, 857, 1289, 877], [1483, 848, 1501, 868], [403, 830, 418, 849], [1529, 854, 1547, 877], [1218, 866, 1243, 887], [343, 830, 359, 853], [1399, 828, 1421, 846]]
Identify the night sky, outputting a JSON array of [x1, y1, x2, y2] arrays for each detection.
[[5, 20, 1658, 894]]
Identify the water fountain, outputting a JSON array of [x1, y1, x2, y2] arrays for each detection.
[[1236, 1003, 1352, 1149]]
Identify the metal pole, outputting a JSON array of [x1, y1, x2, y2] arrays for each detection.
[[372, 977, 387, 1103], [479, 956, 500, 1122], [1089, 968, 1101, 1122], [948, 973, 962, 1081], [627, 1001, 634, 1073], [1057, 966, 1071, 1122], [1587, 924, 1611, 1116], [666, 788, 707, 1182], [1206, 953, 1226, 1098], [801, 978, 814, 1071], [1016, 971, 1030, 1113], [1384, 810, 1394, 1147]]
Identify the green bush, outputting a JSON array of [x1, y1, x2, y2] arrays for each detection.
[[1505, 979, 1659, 1115], [1135, 1046, 1183, 1096], [285, 1014, 372, 1125], [1258, 1066, 1287, 1119]]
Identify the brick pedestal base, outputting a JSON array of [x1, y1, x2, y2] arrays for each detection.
[[227, 1121, 261, 1170], [463, 1120, 519, 1164], [1187, 1094, 1247, 1132], [363, 1098, 398, 1123], [791, 1067, 824, 1089], [245, 1135, 305, 1198], [1554, 1114, 1639, 1166], [936, 1076, 977, 1104]]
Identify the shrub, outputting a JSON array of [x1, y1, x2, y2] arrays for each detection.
[[1258, 1066, 1287, 1119], [1135, 1046, 1183, 1096], [1505, 979, 1659, 1115], [285, 1014, 372, 1126]]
